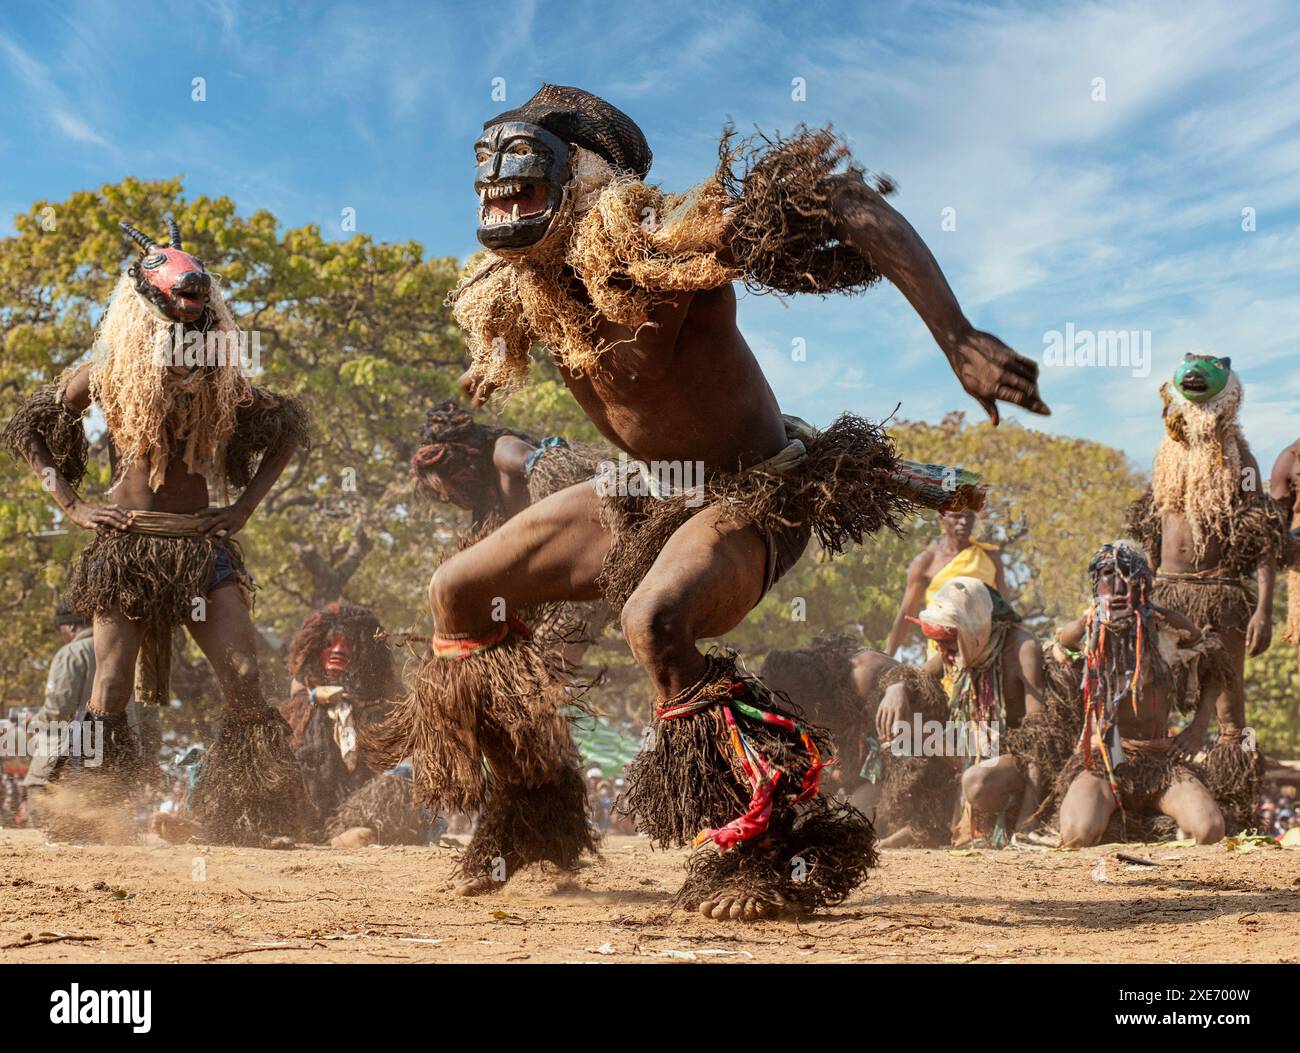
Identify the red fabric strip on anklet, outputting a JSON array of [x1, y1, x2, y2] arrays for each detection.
[[430, 614, 532, 659], [431, 623, 509, 659]]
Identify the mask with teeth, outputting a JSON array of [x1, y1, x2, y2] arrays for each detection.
[[1172, 353, 1231, 404], [474, 121, 573, 253], [120, 217, 213, 325]]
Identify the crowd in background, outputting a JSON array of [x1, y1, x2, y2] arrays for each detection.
[[586, 768, 636, 834], [1259, 780, 1300, 840]]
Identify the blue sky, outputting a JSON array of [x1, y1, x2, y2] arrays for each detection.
[[1, 0, 1297, 469]]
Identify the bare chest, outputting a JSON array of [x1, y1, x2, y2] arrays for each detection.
[[1159, 513, 1225, 571], [557, 292, 786, 467]]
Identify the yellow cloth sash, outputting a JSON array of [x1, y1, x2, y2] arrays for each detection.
[[925, 542, 999, 608]]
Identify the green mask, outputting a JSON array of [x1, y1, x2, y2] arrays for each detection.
[[1173, 354, 1231, 402]]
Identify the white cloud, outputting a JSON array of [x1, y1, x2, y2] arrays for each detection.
[[50, 109, 111, 148], [0, 30, 119, 156], [718, 0, 1300, 466]]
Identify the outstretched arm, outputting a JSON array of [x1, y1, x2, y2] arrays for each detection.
[[830, 176, 1049, 424]]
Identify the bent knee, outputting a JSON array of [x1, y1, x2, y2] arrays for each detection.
[[428, 558, 490, 628], [962, 762, 1014, 810], [427, 563, 453, 615], [620, 590, 690, 660], [1186, 807, 1225, 845]]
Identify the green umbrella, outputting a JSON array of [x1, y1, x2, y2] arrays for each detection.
[[567, 709, 643, 775]]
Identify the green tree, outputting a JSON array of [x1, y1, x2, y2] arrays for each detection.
[[729, 411, 1147, 656], [1244, 591, 1300, 756], [0, 178, 486, 734]]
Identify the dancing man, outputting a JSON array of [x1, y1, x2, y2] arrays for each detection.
[[375, 84, 1046, 918], [1127, 355, 1288, 831], [3, 217, 312, 845]]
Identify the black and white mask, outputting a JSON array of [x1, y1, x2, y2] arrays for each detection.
[[474, 121, 572, 253]]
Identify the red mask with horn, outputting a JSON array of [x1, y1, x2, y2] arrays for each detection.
[[120, 217, 212, 324]]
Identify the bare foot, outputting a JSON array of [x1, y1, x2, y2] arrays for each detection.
[[455, 874, 503, 897], [154, 813, 203, 844], [330, 826, 375, 848], [698, 889, 792, 921], [878, 826, 920, 849]]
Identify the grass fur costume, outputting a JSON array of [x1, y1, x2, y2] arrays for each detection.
[[1125, 357, 1287, 832], [385, 85, 984, 910], [282, 603, 428, 844], [3, 217, 312, 845]]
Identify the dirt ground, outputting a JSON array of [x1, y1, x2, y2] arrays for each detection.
[[0, 829, 1296, 964]]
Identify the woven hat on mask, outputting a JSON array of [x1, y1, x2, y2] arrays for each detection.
[[485, 83, 652, 178]]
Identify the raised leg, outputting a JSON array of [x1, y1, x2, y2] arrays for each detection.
[[620, 504, 768, 697], [389, 483, 611, 890], [617, 509, 776, 918], [430, 481, 612, 634], [619, 507, 874, 919]]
